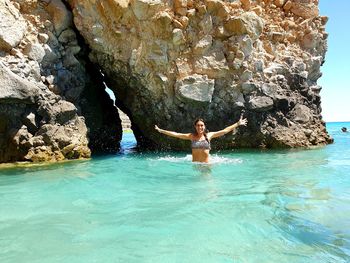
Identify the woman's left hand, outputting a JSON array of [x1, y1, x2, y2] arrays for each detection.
[[238, 114, 248, 126]]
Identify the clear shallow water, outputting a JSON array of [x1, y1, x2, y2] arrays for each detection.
[[0, 123, 350, 262]]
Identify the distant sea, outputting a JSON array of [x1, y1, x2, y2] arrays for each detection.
[[0, 122, 349, 262]]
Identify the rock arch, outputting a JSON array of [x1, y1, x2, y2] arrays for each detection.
[[67, 0, 332, 149], [0, 0, 332, 163]]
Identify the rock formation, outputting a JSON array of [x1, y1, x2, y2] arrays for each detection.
[[118, 109, 132, 130], [67, 0, 332, 149], [0, 0, 121, 163], [0, 0, 333, 163]]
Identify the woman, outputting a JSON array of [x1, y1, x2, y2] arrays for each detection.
[[155, 115, 248, 163]]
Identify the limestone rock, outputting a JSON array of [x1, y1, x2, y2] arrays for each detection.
[[50, 100, 78, 124], [283, 1, 293, 11], [241, 70, 253, 82], [288, 104, 313, 123], [46, 0, 73, 35], [0, 0, 27, 51], [132, 0, 163, 20], [58, 29, 77, 44], [23, 43, 46, 62], [301, 32, 320, 50], [175, 74, 215, 103], [174, 0, 187, 16], [261, 83, 279, 97], [0, 1, 122, 163], [274, 0, 285, 8], [194, 35, 212, 55], [172, 29, 185, 45], [23, 112, 39, 134], [0, 63, 39, 104], [240, 0, 251, 11], [238, 35, 253, 58], [64, 0, 331, 149], [307, 56, 323, 81], [38, 33, 49, 44], [264, 63, 287, 76], [224, 12, 264, 40], [291, 1, 319, 19], [194, 50, 229, 78], [242, 82, 259, 95], [248, 96, 274, 112], [206, 0, 230, 20]]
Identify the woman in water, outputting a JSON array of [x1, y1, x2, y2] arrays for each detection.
[[155, 115, 248, 163]]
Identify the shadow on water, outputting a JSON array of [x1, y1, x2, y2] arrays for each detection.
[[192, 163, 212, 177], [267, 209, 350, 261]]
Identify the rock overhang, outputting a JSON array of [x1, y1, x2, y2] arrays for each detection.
[[0, 0, 333, 164], [65, 0, 332, 149]]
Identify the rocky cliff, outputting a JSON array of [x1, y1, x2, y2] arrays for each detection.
[[0, 0, 121, 163], [0, 0, 333, 163], [67, 0, 332, 150]]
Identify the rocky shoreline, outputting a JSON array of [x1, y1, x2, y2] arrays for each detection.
[[0, 0, 332, 163], [0, 0, 121, 163]]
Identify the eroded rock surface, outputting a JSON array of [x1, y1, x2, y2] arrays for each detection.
[[68, 0, 332, 149], [0, 0, 333, 163], [0, 0, 121, 163]]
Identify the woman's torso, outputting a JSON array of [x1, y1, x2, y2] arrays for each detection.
[[191, 134, 210, 163]]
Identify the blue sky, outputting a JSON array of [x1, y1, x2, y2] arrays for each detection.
[[319, 1, 350, 122], [107, 1, 348, 122]]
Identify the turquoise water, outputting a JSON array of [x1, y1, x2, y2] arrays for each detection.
[[0, 123, 350, 262]]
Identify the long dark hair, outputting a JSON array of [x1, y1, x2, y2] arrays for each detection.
[[194, 118, 209, 143]]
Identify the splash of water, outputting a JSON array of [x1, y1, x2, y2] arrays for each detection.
[[156, 154, 242, 164]]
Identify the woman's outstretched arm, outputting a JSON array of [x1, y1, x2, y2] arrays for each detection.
[[155, 125, 192, 140], [207, 115, 248, 140]]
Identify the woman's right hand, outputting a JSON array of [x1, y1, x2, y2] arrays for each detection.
[[155, 125, 160, 132]]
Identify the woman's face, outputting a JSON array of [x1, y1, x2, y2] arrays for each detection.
[[195, 121, 205, 135]]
